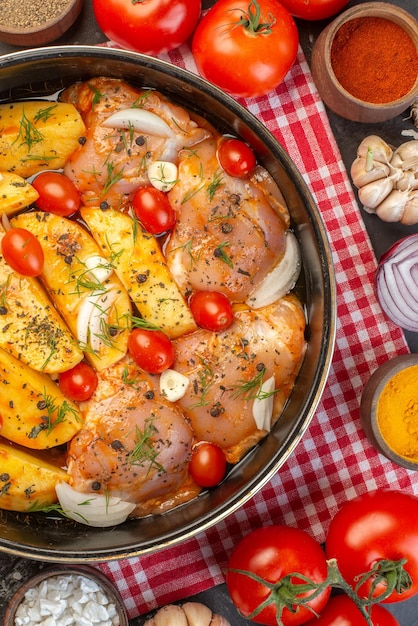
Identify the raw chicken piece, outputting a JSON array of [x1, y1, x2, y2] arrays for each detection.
[[173, 295, 307, 463], [165, 137, 289, 302], [67, 356, 201, 517], [61, 77, 210, 208]]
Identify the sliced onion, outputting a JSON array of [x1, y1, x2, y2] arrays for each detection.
[[376, 234, 418, 331], [160, 368, 190, 402], [246, 231, 301, 309], [77, 289, 118, 351], [56, 482, 136, 527], [102, 108, 174, 138], [148, 161, 178, 192], [252, 375, 275, 432], [84, 254, 113, 283]]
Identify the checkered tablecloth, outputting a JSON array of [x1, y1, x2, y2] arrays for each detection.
[[97, 41, 417, 620]]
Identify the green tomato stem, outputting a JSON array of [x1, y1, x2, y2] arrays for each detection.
[[233, 0, 276, 36]]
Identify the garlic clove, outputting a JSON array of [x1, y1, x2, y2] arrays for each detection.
[[350, 156, 390, 188], [376, 189, 408, 223], [392, 140, 418, 171], [358, 177, 394, 210], [396, 171, 418, 191], [102, 108, 174, 138], [153, 605, 188, 626], [182, 603, 213, 626], [159, 369, 190, 402], [357, 135, 393, 164], [401, 191, 418, 225], [148, 160, 178, 192]]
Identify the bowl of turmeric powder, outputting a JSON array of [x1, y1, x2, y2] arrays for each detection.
[[311, 2, 418, 123], [360, 354, 418, 470]]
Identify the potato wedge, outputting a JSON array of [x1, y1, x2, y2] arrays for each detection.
[[0, 101, 86, 178], [0, 347, 82, 450], [0, 439, 68, 512], [0, 227, 84, 374], [0, 171, 39, 215], [81, 207, 197, 339], [12, 212, 132, 371]]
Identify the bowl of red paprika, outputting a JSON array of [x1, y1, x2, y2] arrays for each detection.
[[311, 2, 418, 123]]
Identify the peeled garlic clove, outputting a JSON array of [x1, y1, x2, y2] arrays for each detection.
[[401, 191, 418, 225], [358, 177, 394, 209], [376, 189, 408, 222], [357, 135, 393, 164], [350, 156, 390, 188], [160, 369, 190, 402], [148, 161, 178, 192]]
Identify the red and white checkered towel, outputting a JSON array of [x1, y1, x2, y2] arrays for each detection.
[[97, 42, 415, 620]]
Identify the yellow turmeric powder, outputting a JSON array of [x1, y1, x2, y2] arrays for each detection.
[[377, 365, 418, 461]]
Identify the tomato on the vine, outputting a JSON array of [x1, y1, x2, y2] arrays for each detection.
[[218, 138, 256, 178], [311, 595, 400, 625], [189, 291, 234, 331], [278, 0, 349, 21], [93, 0, 202, 55], [59, 362, 98, 402], [1, 228, 44, 277], [226, 525, 331, 626], [128, 328, 175, 374], [32, 171, 80, 217], [326, 490, 418, 603], [189, 442, 227, 487], [192, 0, 298, 98], [133, 186, 176, 234]]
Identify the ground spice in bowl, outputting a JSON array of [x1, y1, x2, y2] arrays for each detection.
[[331, 16, 418, 104], [0, 0, 71, 29]]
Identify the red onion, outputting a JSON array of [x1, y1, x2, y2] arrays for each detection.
[[375, 234, 418, 332]]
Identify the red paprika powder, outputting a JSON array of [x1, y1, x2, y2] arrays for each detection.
[[330, 16, 418, 104]]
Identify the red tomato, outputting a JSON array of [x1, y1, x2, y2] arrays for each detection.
[[32, 171, 80, 217], [133, 186, 176, 234], [311, 595, 400, 625], [59, 362, 98, 402], [226, 526, 331, 626], [278, 0, 348, 20], [218, 138, 256, 178], [93, 0, 202, 55], [326, 490, 418, 603], [189, 442, 227, 487], [128, 328, 175, 374], [1, 228, 44, 277], [189, 291, 234, 331], [192, 0, 298, 98]]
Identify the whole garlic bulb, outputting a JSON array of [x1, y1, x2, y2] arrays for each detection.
[[351, 136, 418, 224]]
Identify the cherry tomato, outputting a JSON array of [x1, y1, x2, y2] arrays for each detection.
[[32, 171, 80, 217], [278, 0, 348, 20], [133, 186, 176, 235], [218, 138, 256, 178], [128, 328, 175, 374], [1, 228, 44, 277], [192, 0, 298, 98], [189, 442, 227, 487], [226, 525, 331, 626], [93, 0, 202, 55], [189, 291, 234, 332], [326, 490, 418, 603], [59, 362, 98, 402], [311, 595, 400, 625]]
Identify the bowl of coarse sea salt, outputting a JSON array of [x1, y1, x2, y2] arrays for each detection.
[[4, 565, 129, 626]]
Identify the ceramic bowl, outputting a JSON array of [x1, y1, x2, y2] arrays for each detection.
[[4, 565, 128, 626], [311, 2, 418, 123], [0, 45, 336, 562], [0, 0, 84, 47], [360, 354, 418, 470]]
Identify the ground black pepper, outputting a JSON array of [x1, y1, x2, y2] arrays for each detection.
[[0, 0, 71, 29]]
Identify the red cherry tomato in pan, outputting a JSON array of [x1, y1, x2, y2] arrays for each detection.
[[311, 595, 400, 625], [189, 442, 227, 487], [133, 186, 176, 234], [226, 525, 331, 626], [326, 490, 418, 603], [128, 328, 175, 374], [59, 362, 98, 402], [1, 228, 44, 277], [189, 291, 234, 331], [192, 0, 298, 98], [32, 171, 80, 217], [278, 0, 349, 21], [218, 138, 256, 178], [93, 0, 202, 55]]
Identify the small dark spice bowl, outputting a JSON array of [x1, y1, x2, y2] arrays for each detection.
[[4, 565, 129, 625], [311, 2, 418, 122], [0, 0, 84, 47]]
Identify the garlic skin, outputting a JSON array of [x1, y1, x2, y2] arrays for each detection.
[[143, 603, 231, 626], [352, 135, 418, 224]]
